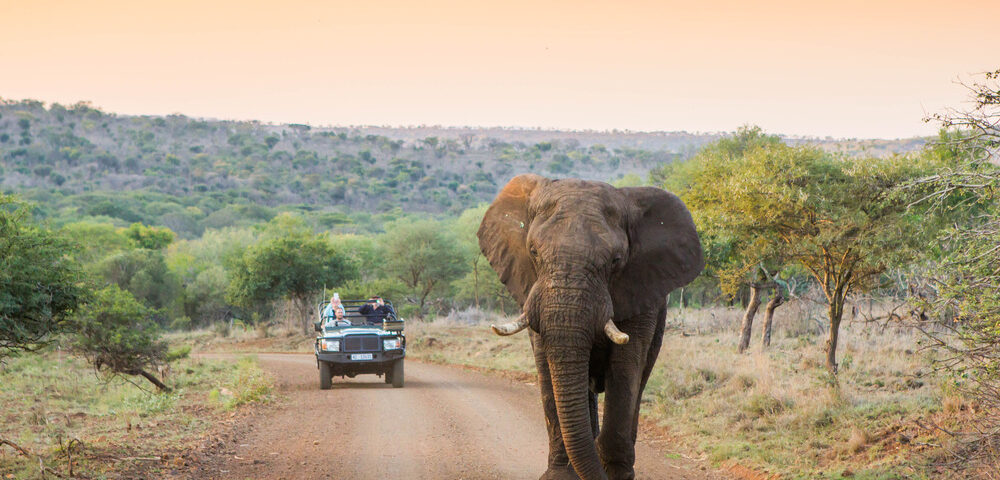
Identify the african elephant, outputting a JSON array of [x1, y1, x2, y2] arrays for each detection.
[[478, 174, 703, 480]]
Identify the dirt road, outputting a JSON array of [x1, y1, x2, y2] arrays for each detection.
[[206, 353, 728, 480]]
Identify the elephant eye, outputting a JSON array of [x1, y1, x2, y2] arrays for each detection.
[[529, 246, 539, 257], [612, 255, 624, 267]]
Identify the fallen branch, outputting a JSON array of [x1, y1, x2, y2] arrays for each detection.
[[0, 438, 32, 457], [0, 438, 66, 479]]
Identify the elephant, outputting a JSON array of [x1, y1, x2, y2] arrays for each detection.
[[477, 174, 704, 480]]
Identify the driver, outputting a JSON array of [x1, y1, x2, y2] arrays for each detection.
[[324, 307, 351, 328]]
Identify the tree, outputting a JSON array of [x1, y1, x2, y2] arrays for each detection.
[[165, 227, 257, 328], [667, 141, 933, 371], [119, 222, 175, 250], [72, 285, 170, 391], [656, 126, 788, 353], [381, 219, 465, 317], [96, 249, 182, 320], [450, 205, 515, 313], [264, 135, 280, 149], [226, 233, 358, 333], [0, 195, 84, 357], [330, 234, 386, 282], [909, 69, 1000, 469], [451, 205, 489, 308]]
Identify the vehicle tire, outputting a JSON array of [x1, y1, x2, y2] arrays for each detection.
[[319, 362, 332, 390], [391, 359, 404, 388], [384, 370, 392, 384]]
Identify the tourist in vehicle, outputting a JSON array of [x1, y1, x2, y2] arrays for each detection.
[[322, 293, 345, 320], [359, 296, 391, 324], [324, 307, 351, 327]]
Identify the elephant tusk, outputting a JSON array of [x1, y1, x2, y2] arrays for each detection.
[[605, 319, 630, 345], [491, 313, 529, 336]]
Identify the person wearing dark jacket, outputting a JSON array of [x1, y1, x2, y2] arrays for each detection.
[[359, 296, 391, 325]]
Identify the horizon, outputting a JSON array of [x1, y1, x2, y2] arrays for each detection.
[[0, 97, 936, 142], [2, 1, 998, 139]]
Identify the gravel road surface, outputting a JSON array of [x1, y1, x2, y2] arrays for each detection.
[[204, 353, 729, 480]]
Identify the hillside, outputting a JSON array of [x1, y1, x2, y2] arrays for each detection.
[[0, 99, 926, 237]]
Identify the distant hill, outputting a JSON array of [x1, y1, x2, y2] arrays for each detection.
[[0, 99, 927, 237]]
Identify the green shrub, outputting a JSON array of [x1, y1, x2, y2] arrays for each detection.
[[741, 393, 788, 418], [165, 344, 192, 362], [216, 356, 272, 409]]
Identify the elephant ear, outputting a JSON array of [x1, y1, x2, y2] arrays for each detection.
[[612, 186, 704, 318], [478, 174, 550, 307]]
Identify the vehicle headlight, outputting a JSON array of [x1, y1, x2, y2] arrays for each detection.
[[382, 337, 401, 350], [321, 339, 340, 351]]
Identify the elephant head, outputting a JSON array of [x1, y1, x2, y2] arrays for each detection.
[[478, 174, 703, 479]]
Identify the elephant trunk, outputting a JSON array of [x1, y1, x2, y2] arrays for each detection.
[[540, 279, 610, 480], [547, 335, 607, 480]]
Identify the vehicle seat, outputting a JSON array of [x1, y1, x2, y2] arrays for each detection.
[[348, 306, 364, 326]]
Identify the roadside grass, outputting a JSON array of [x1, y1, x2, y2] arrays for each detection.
[[406, 312, 536, 376], [0, 350, 271, 479], [402, 305, 970, 479], [168, 325, 313, 354]]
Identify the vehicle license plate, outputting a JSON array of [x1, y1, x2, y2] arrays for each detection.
[[350, 353, 373, 361]]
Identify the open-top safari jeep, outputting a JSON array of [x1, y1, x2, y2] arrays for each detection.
[[313, 298, 406, 389]]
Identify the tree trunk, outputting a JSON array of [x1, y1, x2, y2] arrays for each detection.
[[825, 295, 846, 373], [135, 369, 172, 392], [473, 261, 480, 309], [298, 297, 312, 335], [737, 284, 763, 353], [760, 290, 784, 348]]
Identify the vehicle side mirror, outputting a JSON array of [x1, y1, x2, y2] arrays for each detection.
[[313, 321, 322, 332]]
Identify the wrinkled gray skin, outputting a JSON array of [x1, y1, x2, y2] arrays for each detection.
[[478, 175, 704, 480]]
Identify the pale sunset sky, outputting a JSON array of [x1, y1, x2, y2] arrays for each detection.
[[1, 0, 997, 138]]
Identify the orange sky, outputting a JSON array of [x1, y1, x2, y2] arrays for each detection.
[[1, 0, 997, 138]]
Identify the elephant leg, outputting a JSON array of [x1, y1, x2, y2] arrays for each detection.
[[532, 331, 580, 480], [631, 308, 666, 445], [596, 312, 659, 480]]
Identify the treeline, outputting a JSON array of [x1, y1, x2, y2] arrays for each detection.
[[0, 194, 518, 389], [0, 99, 682, 239]]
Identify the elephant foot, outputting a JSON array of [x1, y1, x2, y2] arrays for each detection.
[[604, 463, 635, 480], [539, 465, 581, 480]]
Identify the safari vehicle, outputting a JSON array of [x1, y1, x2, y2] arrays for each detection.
[[313, 298, 406, 389]]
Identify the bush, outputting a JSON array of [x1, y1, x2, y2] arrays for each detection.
[[213, 356, 272, 409], [72, 285, 169, 390], [212, 321, 231, 338], [165, 344, 192, 362], [741, 393, 788, 418], [0, 194, 84, 357]]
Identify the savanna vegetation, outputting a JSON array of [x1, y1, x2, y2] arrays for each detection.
[[2, 69, 999, 478]]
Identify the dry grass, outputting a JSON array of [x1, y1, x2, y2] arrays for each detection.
[[0, 351, 271, 478], [846, 427, 871, 454], [169, 325, 314, 354], [647, 303, 959, 479]]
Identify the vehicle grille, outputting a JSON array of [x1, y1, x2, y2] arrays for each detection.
[[343, 335, 380, 352]]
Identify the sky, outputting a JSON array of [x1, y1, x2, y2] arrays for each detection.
[[1, 0, 997, 139]]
